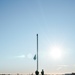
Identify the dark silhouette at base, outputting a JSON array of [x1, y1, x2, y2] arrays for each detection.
[[35, 70, 39, 75], [72, 73, 75, 75], [41, 69, 44, 75]]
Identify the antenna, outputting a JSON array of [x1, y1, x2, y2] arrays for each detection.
[[37, 34, 38, 71]]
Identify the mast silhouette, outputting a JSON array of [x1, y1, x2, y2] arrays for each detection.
[[37, 34, 38, 71]]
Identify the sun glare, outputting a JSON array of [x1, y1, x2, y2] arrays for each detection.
[[50, 45, 62, 60]]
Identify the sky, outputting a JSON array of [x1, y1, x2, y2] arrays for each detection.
[[0, 0, 75, 74]]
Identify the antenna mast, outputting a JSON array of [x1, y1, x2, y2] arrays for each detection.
[[37, 34, 38, 71]]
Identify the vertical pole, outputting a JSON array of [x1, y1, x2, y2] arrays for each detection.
[[37, 34, 38, 71]]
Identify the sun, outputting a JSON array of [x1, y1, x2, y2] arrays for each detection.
[[50, 45, 62, 60]]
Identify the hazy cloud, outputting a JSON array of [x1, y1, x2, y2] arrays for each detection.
[[16, 55, 26, 58], [58, 65, 69, 67], [56, 65, 69, 70]]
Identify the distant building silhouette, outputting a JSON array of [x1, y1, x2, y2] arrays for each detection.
[[65, 73, 75, 75], [72, 73, 75, 75], [2, 74, 5, 75]]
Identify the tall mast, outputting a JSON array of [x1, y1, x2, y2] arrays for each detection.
[[37, 34, 38, 71]]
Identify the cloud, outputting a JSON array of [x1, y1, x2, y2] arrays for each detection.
[[15, 53, 33, 59], [56, 65, 69, 71], [16, 55, 26, 58], [58, 65, 69, 67]]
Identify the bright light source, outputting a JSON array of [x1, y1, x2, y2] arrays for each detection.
[[50, 45, 62, 60]]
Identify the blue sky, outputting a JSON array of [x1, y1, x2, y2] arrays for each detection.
[[0, 0, 75, 74]]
